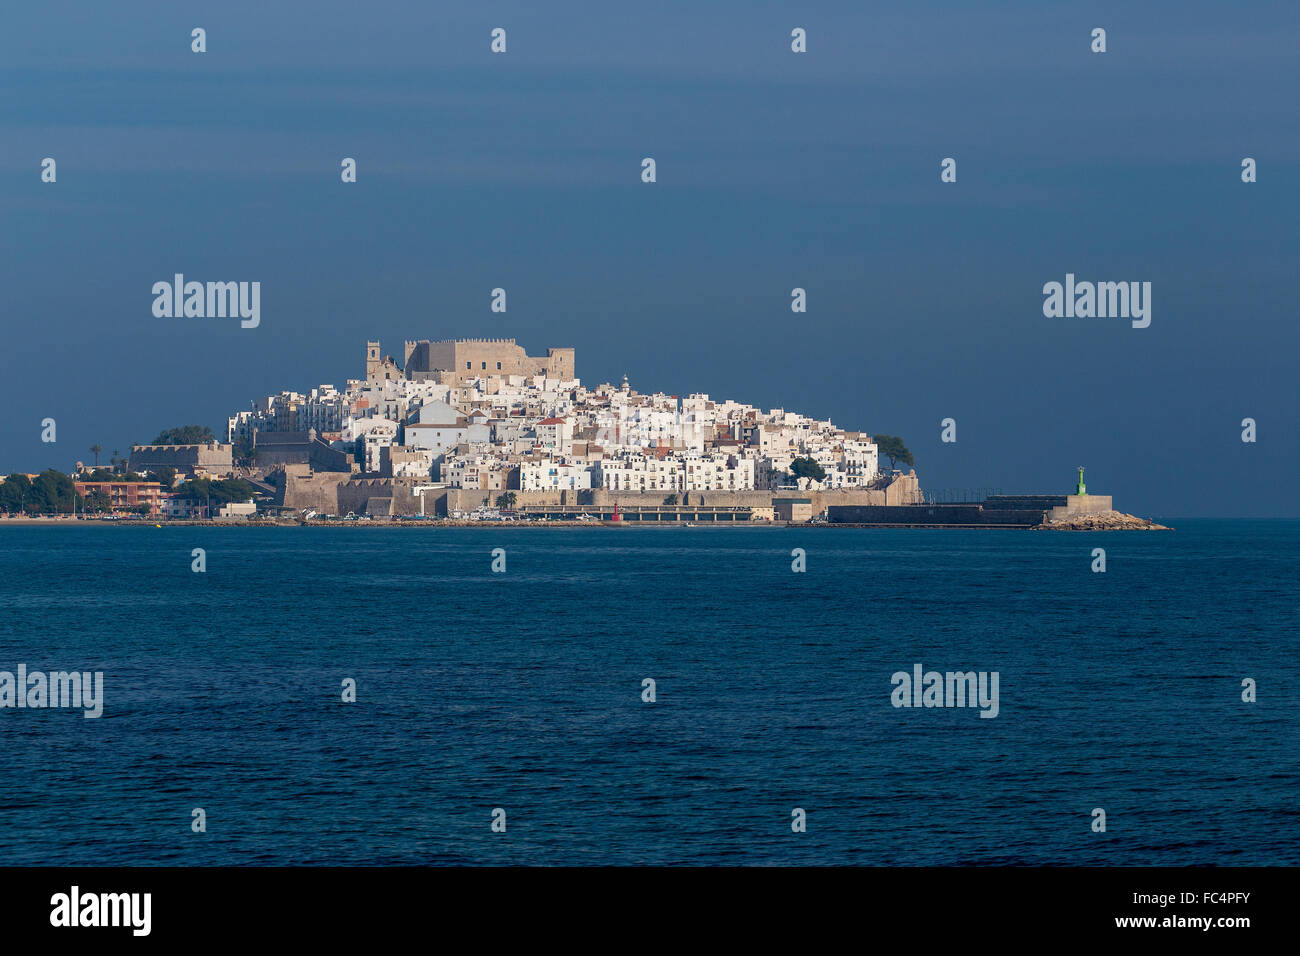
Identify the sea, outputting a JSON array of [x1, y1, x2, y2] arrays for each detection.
[[0, 520, 1296, 866]]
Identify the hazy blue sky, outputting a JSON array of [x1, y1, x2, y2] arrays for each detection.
[[2, 1, 1296, 516]]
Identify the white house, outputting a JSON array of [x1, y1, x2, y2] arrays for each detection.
[[534, 417, 573, 454], [405, 400, 470, 457], [356, 420, 398, 473], [520, 458, 594, 491], [681, 453, 755, 492], [597, 454, 683, 493]]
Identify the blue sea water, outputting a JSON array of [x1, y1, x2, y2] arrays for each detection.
[[0, 521, 1296, 866]]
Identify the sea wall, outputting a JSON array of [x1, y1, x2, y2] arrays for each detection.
[[828, 491, 1118, 527], [828, 504, 1045, 526], [1046, 495, 1113, 521], [281, 466, 343, 513], [282, 470, 924, 518]]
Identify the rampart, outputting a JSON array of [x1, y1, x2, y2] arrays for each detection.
[[280, 469, 924, 519], [129, 442, 233, 475]]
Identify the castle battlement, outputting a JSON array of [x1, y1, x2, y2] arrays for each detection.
[[372, 337, 574, 385], [130, 442, 224, 452]]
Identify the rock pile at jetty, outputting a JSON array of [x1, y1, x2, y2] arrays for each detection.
[[1036, 510, 1170, 531]]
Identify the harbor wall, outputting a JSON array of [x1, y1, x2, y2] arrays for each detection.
[[828, 504, 1045, 526], [828, 493, 1115, 527], [1047, 495, 1112, 520]]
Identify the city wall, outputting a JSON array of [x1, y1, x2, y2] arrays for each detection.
[[129, 442, 233, 475], [281, 470, 923, 518], [280, 466, 343, 514]]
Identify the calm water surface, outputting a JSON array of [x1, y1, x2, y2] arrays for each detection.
[[0, 521, 1296, 865]]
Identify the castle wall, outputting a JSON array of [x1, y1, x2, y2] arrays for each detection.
[[544, 347, 575, 380], [281, 470, 346, 514], [400, 338, 574, 384], [129, 442, 233, 475]]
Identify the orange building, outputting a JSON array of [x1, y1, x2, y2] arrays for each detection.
[[74, 481, 165, 516]]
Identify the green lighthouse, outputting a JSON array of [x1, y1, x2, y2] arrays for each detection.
[[1076, 466, 1087, 496]]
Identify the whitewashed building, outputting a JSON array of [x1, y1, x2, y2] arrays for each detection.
[[519, 458, 594, 491]]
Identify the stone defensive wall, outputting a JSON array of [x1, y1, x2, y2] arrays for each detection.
[[280, 470, 924, 518], [253, 432, 352, 473], [338, 478, 425, 516], [279, 465, 343, 513], [129, 442, 233, 473], [439, 479, 920, 516], [281, 471, 430, 515]]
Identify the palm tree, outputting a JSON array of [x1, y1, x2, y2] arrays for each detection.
[[90, 444, 102, 466], [111, 450, 121, 473]]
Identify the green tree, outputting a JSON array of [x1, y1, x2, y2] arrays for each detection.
[[90, 444, 102, 466], [872, 434, 914, 472], [765, 467, 793, 486], [495, 491, 518, 510], [789, 457, 827, 482], [30, 469, 77, 514], [232, 436, 257, 467], [663, 493, 678, 506], [87, 467, 146, 482], [152, 425, 216, 445], [0, 474, 34, 513], [173, 477, 255, 505], [150, 466, 177, 488]]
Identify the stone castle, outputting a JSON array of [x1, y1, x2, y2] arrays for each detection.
[[129, 441, 232, 476], [366, 338, 575, 386]]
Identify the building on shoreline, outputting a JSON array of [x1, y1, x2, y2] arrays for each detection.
[[73, 480, 165, 516]]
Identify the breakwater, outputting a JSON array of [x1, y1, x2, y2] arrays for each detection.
[[826, 494, 1167, 529]]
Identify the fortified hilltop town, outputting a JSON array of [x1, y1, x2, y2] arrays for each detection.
[[204, 337, 920, 520], [18, 337, 1150, 526]]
